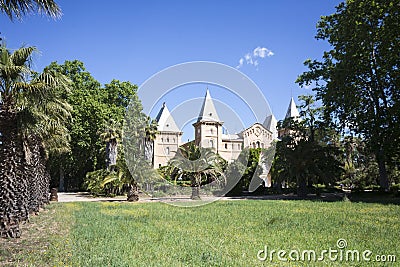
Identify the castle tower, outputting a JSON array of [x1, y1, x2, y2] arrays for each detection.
[[153, 102, 182, 168], [193, 89, 223, 153], [263, 113, 278, 140], [278, 97, 301, 138]]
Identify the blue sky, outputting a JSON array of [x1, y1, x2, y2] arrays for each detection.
[[1, 0, 341, 139]]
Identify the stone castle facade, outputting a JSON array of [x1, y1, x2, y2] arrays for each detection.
[[152, 89, 299, 169]]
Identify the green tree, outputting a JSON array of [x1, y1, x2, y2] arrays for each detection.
[[296, 0, 399, 190], [169, 143, 225, 200], [272, 95, 343, 196], [0, 0, 61, 20], [225, 148, 262, 196], [46, 61, 138, 190], [0, 45, 70, 237]]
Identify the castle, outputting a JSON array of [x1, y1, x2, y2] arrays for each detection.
[[152, 89, 300, 168]]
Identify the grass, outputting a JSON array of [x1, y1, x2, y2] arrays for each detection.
[[1, 200, 399, 266]]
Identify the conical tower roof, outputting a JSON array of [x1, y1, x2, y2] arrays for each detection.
[[285, 97, 300, 119], [155, 102, 180, 132], [197, 89, 221, 122], [263, 113, 278, 139]]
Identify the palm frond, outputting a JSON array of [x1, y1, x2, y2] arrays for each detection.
[[0, 0, 62, 21], [9, 46, 37, 67]]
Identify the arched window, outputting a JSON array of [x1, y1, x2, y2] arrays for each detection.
[[224, 143, 228, 149], [261, 143, 264, 148], [166, 147, 170, 155], [253, 143, 256, 148], [210, 139, 214, 148], [257, 141, 260, 148], [167, 137, 169, 142], [161, 138, 163, 142]]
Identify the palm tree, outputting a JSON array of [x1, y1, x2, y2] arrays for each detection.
[[169, 143, 225, 200], [99, 119, 122, 171], [144, 117, 158, 165], [0, 45, 70, 237], [0, 0, 61, 21], [22, 69, 71, 213]]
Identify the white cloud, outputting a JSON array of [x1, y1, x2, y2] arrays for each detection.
[[236, 46, 274, 69], [253, 46, 274, 58], [236, 58, 244, 68]]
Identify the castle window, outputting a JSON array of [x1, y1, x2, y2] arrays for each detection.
[[224, 143, 228, 149], [161, 138, 163, 142], [173, 138, 175, 143], [210, 128, 213, 134], [166, 147, 170, 155], [238, 144, 241, 150], [257, 141, 260, 148], [167, 137, 169, 142], [261, 143, 264, 148], [210, 139, 214, 148]]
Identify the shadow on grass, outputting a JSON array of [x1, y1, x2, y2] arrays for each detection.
[[225, 189, 400, 205], [347, 191, 400, 205]]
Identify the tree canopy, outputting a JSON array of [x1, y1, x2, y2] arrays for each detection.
[[296, 0, 400, 190]]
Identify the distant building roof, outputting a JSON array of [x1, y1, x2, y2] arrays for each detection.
[[285, 97, 300, 120], [196, 89, 221, 123], [263, 114, 278, 139], [155, 102, 180, 132]]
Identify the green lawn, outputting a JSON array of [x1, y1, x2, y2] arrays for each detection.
[[1, 200, 399, 266]]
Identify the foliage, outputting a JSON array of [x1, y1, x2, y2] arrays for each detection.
[[272, 95, 343, 196], [225, 148, 262, 195], [296, 0, 400, 189], [46, 61, 138, 191], [84, 155, 134, 197], [167, 143, 226, 199], [0, 0, 62, 21], [0, 44, 71, 237]]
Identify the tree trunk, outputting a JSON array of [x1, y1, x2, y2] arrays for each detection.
[[191, 174, 201, 200], [297, 175, 307, 197], [127, 184, 139, 202], [24, 135, 51, 213], [144, 138, 154, 165], [376, 148, 389, 191], [106, 139, 118, 171], [0, 106, 28, 238], [191, 186, 200, 200], [24, 136, 40, 214], [59, 162, 65, 192]]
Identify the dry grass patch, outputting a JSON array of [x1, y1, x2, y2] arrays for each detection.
[[0, 203, 74, 266]]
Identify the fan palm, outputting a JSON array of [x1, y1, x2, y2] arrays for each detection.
[[0, 45, 71, 237], [169, 143, 225, 200], [0, 0, 61, 20], [22, 69, 71, 213]]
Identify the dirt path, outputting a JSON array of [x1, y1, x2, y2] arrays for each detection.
[[57, 192, 346, 203]]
